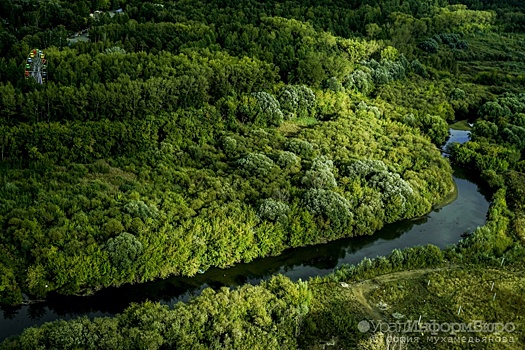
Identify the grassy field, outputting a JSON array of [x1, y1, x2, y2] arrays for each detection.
[[301, 266, 525, 349]]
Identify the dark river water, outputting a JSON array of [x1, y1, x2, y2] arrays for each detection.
[[0, 129, 490, 341]]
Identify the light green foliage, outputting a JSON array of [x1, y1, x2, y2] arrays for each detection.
[[251, 91, 284, 126], [377, 78, 456, 123], [301, 155, 337, 189], [237, 153, 276, 177], [344, 69, 374, 95], [345, 159, 388, 179], [257, 198, 290, 223], [0, 1, 523, 348], [284, 138, 315, 158], [403, 113, 449, 145], [380, 46, 399, 61], [222, 136, 238, 157], [303, 189, 353, 233], [275, 150, 301, 170], [278, 85, 316, 119], [124, 200, 158, 220], [0, 0, 518, 317]]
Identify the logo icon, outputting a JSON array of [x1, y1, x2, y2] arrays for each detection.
[[358, 320, 370, 333]]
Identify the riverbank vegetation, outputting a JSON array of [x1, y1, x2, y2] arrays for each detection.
[[1, 0, 525, 348]]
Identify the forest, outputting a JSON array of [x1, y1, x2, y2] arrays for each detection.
[[0, 0, 524, 348]]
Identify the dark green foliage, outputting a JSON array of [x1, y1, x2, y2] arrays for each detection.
[[434, 33, 469, 50], [450, 93, 525, 182], [418, 38, 439, 53], [411, 59, 429, 77], [0, 275, 311, 350], [450, 87, 466, 100], [0, 262, 22, 305], [419, 33, 469, 53]]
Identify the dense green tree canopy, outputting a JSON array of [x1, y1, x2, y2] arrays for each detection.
[[1, 0, 525, 347]]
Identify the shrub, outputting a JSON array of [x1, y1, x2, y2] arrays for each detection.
[[0, 263, 22, 305], [285, 138, 315, 158], [301, 156, 337, 189], [124, 200, 159, 220], [323, 77, 343, 92], [344, 159, 388, 179], [295, 85, 317, 112], [275, 151, 301, 169], [356, 101, 382, 118], [368, 171, 414, 221], [278, 85, 316, 119], [380, 46, 399, 61], [237, 153, 276, 177], [222, 136, 238, 156], [252, 91, 284, 126], [257, 198, 290, 223], [371, 66, 391, 85], [478, 101, 512, 120], [89, 160, 111, 173], [450, 88, 466, 100], [417, 39, 439, 53], [412, 114, 449, 145], [103, 219, 125, 237], [278, 87, 300, 119], [411, 60, 428, 77], [105, 46, 126, 54], [303, 189, 353, 232], [433, 33, 468, 50], [368, 171, 413, 200], [344, 70, 374, 95], [105, 232, 144, 270], [379, 59, 406, 81]]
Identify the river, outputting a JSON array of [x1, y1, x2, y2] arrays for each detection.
[[0, 129, 490, 341]]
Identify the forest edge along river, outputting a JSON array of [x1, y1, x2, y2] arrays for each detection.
[[0, 129, 490, 341]]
